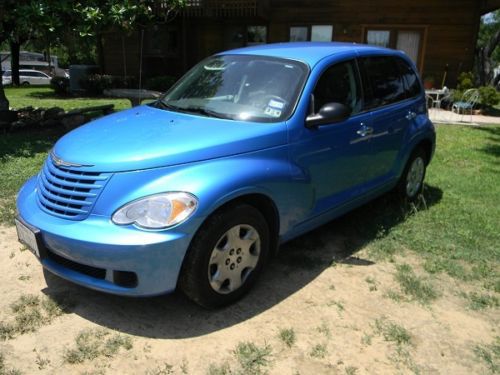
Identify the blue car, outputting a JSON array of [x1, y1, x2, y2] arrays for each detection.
[[16, 42, 435, 308]]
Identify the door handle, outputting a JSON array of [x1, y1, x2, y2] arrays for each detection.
[[406, 111, 417, 120], [356, 123, 373, 137]]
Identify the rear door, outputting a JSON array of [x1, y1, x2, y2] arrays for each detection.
[[357, 55, 414, 182]]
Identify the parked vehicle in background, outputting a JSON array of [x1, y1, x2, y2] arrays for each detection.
[[0, 51, 67, 77], [16, 42, 435, 308], [2, 69, 52, 86]]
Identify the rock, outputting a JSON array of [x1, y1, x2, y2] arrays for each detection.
[[62, 114, 87, 131], [42, 107, 65, 120]]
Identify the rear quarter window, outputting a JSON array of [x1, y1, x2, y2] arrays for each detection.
[[395, 57, 422, 98]]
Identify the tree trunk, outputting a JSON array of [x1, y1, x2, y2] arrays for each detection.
[[96, 33, 105, 72], [0, 79, 9, 111], [9, 40, 20, 86], [475, 28, 500, 86]]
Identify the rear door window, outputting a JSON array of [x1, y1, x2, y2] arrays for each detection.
[[359, 56, 406, 109]]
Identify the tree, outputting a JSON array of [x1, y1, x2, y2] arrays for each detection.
[[475, 10, 500, 86], [76, 0, 185, 72]]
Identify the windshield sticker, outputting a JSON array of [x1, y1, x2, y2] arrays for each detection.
[[264, 107, 282, 118], [268, 99, 285, 110]]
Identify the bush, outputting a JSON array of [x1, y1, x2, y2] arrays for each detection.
[[457, 71, 475, 91], [50, 76, 70, 96], [144, 75, 177, 92], [478, 86, 500, 108], [79, 74, 138, 95]]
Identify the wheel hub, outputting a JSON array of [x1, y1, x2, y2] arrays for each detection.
[[406, 156, 425, 197], [208, 224, 260, 294]]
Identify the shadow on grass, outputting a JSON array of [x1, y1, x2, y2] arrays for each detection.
[[473, 125, 500, 159], [0, 129, 63, 161], [42, 184, 443, 339]]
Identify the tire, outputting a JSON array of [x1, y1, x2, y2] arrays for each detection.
[[22, 81, 30, 86], [396, 147, 427, 201], [179, 204, 270, 308]]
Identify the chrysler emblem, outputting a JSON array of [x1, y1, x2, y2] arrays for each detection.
[[50, 151, 92, 168]]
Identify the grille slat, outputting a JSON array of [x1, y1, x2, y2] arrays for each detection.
[[45, 159, 108, 181], [43, 163, 103, 190], [38, 182, 93, 207], [40, 174, 97, 198], [36, 157, 111, 220]]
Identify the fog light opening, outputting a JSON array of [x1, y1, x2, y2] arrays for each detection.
[[113, 270, 138, 288]]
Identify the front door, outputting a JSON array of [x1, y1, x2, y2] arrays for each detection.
[[289, 59, 374, 217]]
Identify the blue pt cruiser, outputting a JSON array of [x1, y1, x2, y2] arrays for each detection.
[[16, 43, 435, 308]]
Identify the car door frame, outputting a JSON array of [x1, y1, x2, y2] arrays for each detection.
[[287, 53, 383, 224]]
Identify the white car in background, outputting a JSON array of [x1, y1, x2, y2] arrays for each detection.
[[2, 69, 52, 86]]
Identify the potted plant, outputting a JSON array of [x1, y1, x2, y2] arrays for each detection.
[[423, 76, 435, 90]]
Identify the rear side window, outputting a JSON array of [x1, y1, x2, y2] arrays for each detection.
[[359, 56, 405, 109], [395, 58, 422, 98]]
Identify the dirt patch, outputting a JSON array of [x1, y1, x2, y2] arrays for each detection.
[[0, 224, 498, 374]]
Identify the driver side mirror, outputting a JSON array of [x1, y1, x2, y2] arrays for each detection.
[[306, 102, 351, 129]]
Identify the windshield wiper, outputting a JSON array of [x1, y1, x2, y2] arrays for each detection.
[[181, 106, 233, 120], [154, 100, 180, 111], [153, 101, 233, 120]]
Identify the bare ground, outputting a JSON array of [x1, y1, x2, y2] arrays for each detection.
[[0, 223, 498, 375]]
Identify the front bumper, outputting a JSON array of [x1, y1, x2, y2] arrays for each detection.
[[17, 176, 195, 296]]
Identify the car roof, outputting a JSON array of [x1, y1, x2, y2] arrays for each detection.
[[223, 42, 403, 67], [3, 69, 47, 74]]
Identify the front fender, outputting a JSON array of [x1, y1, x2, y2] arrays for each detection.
[[92, 146, 313, 236]]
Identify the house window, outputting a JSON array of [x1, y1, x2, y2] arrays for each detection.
[[289, 25, 333, 42], [366, 30, 390, 48], [247, 26, 267, 45], [364, 27, 424, 67], [311, 25, 333, 42], [290, 26, 308, 42]]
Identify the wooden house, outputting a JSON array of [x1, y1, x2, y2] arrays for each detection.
[[102, 0, 500, 87]]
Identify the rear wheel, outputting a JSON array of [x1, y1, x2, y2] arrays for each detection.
[[179, 204, 269, 308], [397, 148, 427, 201]]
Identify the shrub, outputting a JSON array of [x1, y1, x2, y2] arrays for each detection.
[[457, 71, 475, 91], [50, 76, 70, 96], [79, 74, 138, 95], [478, 86, 500, 108], [144, 75, 177, 92]]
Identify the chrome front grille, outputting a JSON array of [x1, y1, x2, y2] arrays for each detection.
[[36, 157, 111, 220]]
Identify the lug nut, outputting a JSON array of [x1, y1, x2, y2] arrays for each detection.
[[225, 259, 230, 265], [230, 263, 235, 270], [237, 257, 242, 263], [229, 249, 234, 255], [237, 248, 241, 254]]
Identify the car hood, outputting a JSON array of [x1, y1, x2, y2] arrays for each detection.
[[53, 105, 287, 172]]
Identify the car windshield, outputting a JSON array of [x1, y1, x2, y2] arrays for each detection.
[[157, 55, 309, 123]]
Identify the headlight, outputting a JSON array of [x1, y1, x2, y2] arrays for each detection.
[[112, 192, 198, 229]]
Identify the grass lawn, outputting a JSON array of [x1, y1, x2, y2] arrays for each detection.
[[5, 86, 130, 112]]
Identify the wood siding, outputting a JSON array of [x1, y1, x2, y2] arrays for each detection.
[[103, 0, 489, 87]]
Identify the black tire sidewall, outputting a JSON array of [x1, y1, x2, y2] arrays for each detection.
[[179, 204, 270, 308]]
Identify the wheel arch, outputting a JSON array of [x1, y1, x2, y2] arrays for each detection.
[[201, 193, 280, 257]]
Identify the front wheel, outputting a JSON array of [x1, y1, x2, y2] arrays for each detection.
[[397, 148, 427, 201], [179, 204, 269, 308]]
